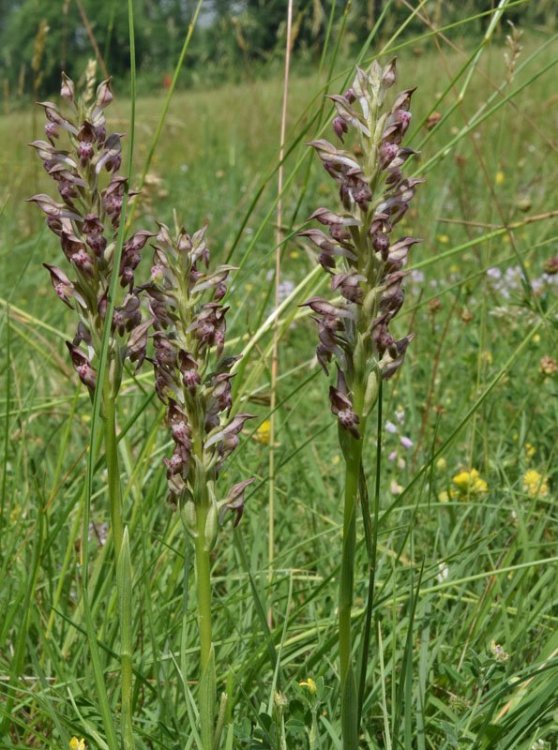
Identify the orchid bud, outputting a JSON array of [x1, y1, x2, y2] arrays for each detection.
[[97, 289, 108, 319], [96, 78, 113, 108], [373, 231, 390, 258], [94, 124, 107, 145], [45, 122, 59, 141], [73, 321, 92, 347], [331, 272, 364, 304], [60, 73, 75, 101], [179, 351, 201, 391], [127, 320, 152, 369], [382, 59, 397, 89], [86, 233, 107, 257], [333, 116, 349, 141]]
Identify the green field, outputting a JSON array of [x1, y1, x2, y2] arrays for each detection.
[[1, 7, 558, 750]]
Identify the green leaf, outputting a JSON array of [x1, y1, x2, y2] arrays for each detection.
[[341, 664, 359, 750]]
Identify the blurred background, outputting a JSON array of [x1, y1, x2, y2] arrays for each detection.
[[0, 0, 556, 101]]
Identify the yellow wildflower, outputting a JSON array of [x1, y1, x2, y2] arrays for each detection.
[[452, 469, 488, 496], [289, 250, 300, 260], [437, 234, 450, 244], [522, 470, 549, 499], [299, 677, 317, 694], [254, 419, 271, 445], [69, 739, 86, 750], [495, 170, 505, 185], [524, 443, 536, 460], [436, 457, 447, 471], [438, 487, 458, 503]]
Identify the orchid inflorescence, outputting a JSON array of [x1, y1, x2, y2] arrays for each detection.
[[301, 59, 422, 438], [29, 73, 153, 397], [30, 73, 253, 544], [144, 223, 253, 543]]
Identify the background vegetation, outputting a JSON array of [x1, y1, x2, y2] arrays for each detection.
[[1, 1, 558, 748], [1, 0, 557, 96]]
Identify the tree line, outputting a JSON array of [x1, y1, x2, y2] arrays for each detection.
[[0, 0, 554, 99]]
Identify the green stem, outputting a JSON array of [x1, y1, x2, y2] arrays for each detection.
[[194, 504, 216, 750], [103, 379, 123, 560], [103, 381, 134, 749], [117, 527, 134, 750], [339, 432, 363, 750], [195, 505, 213, 673]]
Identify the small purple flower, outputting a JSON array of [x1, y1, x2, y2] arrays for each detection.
[[66, 342, 96, 392], [43, 263, 80, 308], [329, 370, 359, 439], [78, 141, 94, 165], [219, 479, 255, 527]]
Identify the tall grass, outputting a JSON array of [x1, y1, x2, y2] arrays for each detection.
[[1, 1, 558, 748]]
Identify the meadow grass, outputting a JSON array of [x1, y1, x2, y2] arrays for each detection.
[[1, 7, 558, 749]]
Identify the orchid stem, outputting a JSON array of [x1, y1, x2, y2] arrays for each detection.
[[194, 503, 216, 750], [339, 430, 363, 750], [103, 381, 134, 749]]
